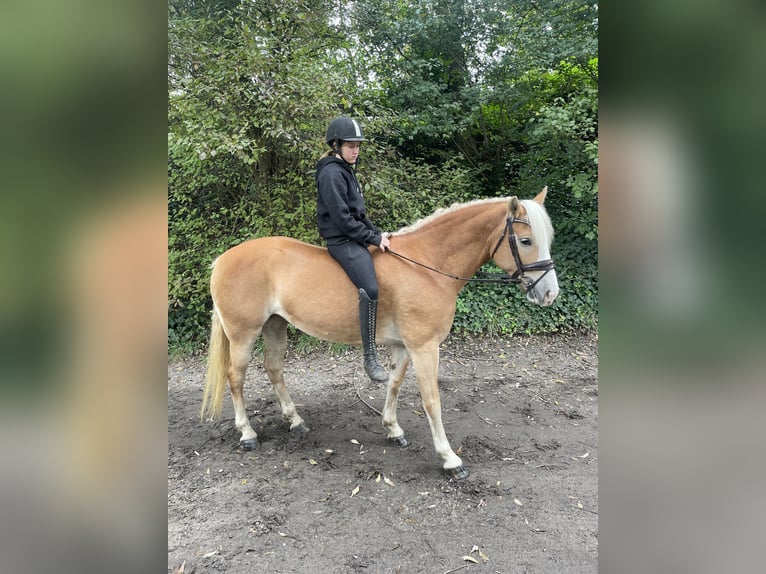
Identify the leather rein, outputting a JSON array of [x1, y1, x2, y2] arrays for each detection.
[[387, 216, 555, 292]]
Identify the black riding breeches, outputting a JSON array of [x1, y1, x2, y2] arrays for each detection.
[[327, 240, 379, 300]]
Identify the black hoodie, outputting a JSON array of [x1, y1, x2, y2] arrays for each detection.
[[315, 155, 382, 247]]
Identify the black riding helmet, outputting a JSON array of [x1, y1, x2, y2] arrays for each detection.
[[325, 116, 367, 146]]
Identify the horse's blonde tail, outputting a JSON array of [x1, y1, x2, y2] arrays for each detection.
[[201, 307, 229, 421]]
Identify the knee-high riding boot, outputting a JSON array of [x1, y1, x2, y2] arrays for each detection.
[[358, 288, 388, 382]]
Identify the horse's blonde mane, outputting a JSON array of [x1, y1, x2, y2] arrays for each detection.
[[396, 197, 508, 234], [396, 196, 553, 246]]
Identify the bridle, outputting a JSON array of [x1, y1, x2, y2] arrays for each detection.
[[488, 216, 555, 292], [387, 216, 555, 293]]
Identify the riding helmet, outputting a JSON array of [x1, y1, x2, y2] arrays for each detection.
[[325, 116, 367, 145]]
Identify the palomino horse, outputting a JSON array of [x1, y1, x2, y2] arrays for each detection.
[[201, 187, 559, 479]]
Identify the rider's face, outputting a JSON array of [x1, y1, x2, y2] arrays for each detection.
[[339, 141, 361, 164]]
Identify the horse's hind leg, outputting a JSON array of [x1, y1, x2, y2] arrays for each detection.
[[262, 315, 308, 433], [382, 344, 411, 447], [228, 334, 260, 450]]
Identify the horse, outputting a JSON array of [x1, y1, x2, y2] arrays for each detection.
[[201, 187, 559, 479]]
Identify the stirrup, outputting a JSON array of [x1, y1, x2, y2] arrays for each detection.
[[364, 357, 388, 382]]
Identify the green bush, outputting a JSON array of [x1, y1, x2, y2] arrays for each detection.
[[167, 1, 597, 353], [168, 156, 597, 350]]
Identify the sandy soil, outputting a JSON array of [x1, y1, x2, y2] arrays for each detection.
[[168, 332, 598, 573]]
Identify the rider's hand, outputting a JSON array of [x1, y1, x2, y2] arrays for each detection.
[[379, 234, 391, 252]]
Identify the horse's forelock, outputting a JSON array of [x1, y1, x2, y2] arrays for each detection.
[[520, 199, 553, 246]]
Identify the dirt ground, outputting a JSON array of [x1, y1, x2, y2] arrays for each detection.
[[168, 332, 598, 573]]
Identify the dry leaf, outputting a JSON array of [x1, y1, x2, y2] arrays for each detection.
[[350, 439, 360, 445], [241, 479, 247, 485], [384, 476, 395, 487], [514, 498, 523, 506], [309, 458, 318, 465], [278, 531, 288, 537], [462, 556, 479, 563], [375, 473, 381, 483], [324, 449, 334, 454], [471, 544, 479, 553], [579, 452, 590, 458], [351, 485, 360, 497], [202, 549, 219, 558], [479, 549, 490, 562]]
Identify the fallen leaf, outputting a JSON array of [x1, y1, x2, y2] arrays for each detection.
[[479, 549, 490, 562], [351, 485, 360, 497], [376, 473, 381, 483], [462, 556, 479, 563], [309, 458, 318, 465], [514, 498, 523, 506], [325, 449, 334, 454], [278, 531, 288, 537], [579, 452, 590, 458], [384, 476, 395, 487], [202, 549, 219, 558], [471, 544, 479, 553], [241, 479, 247, 485], [577, 501, 584, 509], [350, 439, 360, 445]]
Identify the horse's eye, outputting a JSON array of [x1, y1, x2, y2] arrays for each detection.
[[520, 238, 532, 247]]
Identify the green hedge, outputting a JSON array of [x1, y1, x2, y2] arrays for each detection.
[[169, 154, 597, 353]]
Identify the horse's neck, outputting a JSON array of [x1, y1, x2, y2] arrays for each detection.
[[397, 203, 505, 282]]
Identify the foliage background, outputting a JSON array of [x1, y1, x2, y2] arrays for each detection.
[[168, 0, 598, 351]]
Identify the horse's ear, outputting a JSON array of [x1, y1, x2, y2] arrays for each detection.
[[533, 186, 548, 205], [509, 196, 521, 217]]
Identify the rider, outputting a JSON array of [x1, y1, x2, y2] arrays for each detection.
[[315, 116, 391, 382]]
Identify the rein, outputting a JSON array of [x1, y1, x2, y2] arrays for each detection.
[[387, 216, 555, 292]]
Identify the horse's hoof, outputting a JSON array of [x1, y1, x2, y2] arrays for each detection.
[[291, 422, 310, 434], [239, 438, 258, 450], [387, 435, 410, 448], [445, 465, 469, 480]]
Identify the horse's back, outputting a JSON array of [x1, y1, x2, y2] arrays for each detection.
[[210, 236, 364, 342]]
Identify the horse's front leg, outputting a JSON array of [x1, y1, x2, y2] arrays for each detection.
[[409, 343, 468, 480], [381, 344, 411, 447]]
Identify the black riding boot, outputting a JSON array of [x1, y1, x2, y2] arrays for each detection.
[[358, 288, 388, 382]]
